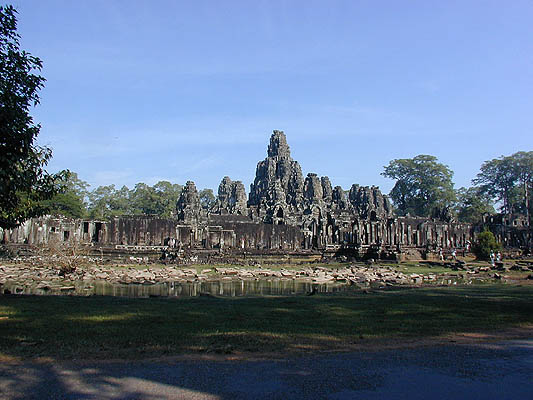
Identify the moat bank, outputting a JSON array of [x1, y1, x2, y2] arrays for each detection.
[[1, 260, 531, 298]]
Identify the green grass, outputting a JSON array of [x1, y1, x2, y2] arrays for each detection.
[[105, 262, 349, 273], [1, 284, 532, 360], [393, 264, 458, 275]]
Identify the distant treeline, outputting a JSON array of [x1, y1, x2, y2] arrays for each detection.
[[41, 178, 215, 220]]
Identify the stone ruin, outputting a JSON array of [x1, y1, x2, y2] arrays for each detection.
[[2, 129, 510, 260]]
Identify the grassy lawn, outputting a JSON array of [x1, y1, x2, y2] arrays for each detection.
[[1, 284, 532, 360]]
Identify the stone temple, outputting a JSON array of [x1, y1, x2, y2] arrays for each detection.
[[2, 130, 528, 260]]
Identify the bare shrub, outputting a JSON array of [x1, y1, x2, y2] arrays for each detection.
[[38, 240, 91, 275]]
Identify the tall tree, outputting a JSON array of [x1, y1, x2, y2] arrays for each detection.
[[198, 189, 216, 210], [40, 172, 89, 218], [473, 151, 533, 216], [87, 181, 183, 219], [0, 5, 65, 228], [152, 181, 182, 217], [473, 156, 516, 214], [129, 183, 159, 215], [87, 185, 131, 219], [455, 187, 495, 224], [129, 181, 183, 217], [382, 155, 456, 217], [511, 151, 533, 221]]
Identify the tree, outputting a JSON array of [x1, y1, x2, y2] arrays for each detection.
[[199, 189, 215, 210], [511, 151, 533, 221], [87, 181, 184, 219], [472, 230, 501, 261], [40, 172, 89, 218], [129, 183, 159, 215], [88, 185, 131, 219], [473, 151, 533, 216], [455, 187, 495, 224], [473, 156, 517, 214], [381, 155, 457, 217], [152, 181, 182, 217], [0, 5, 65, 228], [129, 181, 183, 217]]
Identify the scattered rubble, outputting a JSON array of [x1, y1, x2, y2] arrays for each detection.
[[1, 255, 531, 297], [0, 263, 414, 287]]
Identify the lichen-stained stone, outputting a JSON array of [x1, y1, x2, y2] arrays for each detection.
[[176, 181, 202, 223], [304, 173, 323, 205], [216, 176, 247, 215], [321, 176, 333, 203], [332, 186, 348, 210], [249, 130, 304, 214], [349, 184, 392, 220]]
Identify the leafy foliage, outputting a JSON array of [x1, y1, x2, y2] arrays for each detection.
[[87, 184, 130, 219], [472, 230, 501, 261], [86, 181, 183, 220], [455, 187, 495, 224], [382, 155, 456, 217], [130, 181, 183, 217], [0, 5, 65, 228], [40, 172, 89, 218], [199, 188, 216, 209], [473, 151, 533, 215]]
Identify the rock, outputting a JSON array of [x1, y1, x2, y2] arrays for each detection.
[[248, 130, 305, 218], [223, 269, 239, 276], [215, 177, 248, 214], [176, 181, 203, 223], [348, 184, 392, 219], [304, 173, 324, 204]]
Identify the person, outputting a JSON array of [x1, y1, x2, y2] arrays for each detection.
[[451, 248, 457, 261], [496, 251, 501, 262], [439, 248, 444, 261], [490, 250, 495, 267]]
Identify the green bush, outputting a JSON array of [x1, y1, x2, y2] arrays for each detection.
[[473, 230, 501, 260]]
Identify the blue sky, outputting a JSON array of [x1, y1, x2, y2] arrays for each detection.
[[13, 0, 533, 195]]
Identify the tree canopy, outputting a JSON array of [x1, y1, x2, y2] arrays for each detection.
[[0, 5, 65, 229], [382, 155, 456, 217], [473, 151, 533, 216], [86, 181, 184, 220], [455, 187, 495, 224], [40, 172, 89, 219], [198, 188, 216, 210]]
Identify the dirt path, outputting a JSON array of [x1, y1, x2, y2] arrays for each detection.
[[1, 338, 532, 399]]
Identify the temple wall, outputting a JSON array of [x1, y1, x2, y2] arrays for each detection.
[[107, 216, 179, 246], [1, 213, 526, 257]]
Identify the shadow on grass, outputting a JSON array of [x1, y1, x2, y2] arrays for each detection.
[[0, 285, 532, 360]]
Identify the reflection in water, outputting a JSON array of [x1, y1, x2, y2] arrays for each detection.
[[1, 279, 361, 298], [1, 276, 498, 299]]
